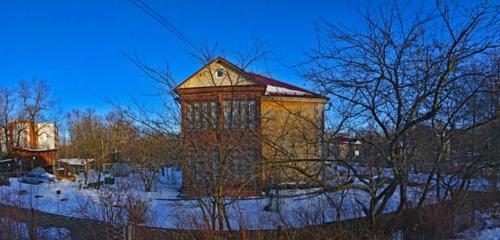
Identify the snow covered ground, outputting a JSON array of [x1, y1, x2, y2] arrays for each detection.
[[454, 204, 500, 240], [336, 165, 498, 192], [0, 170, 364, 230], [0, 167, 496, 231]]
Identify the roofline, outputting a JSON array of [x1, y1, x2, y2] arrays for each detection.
[[173, 57, 263, 94], [262, 95, 329, 103], [8, 120, 57, 125], [248, 72, 329, 100], [174, 56, 329, 100]]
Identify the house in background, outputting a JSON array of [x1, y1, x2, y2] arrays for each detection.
[[329, 134, 362, 160], [175, 57, 328, 196], [7, 121, 58, 170]]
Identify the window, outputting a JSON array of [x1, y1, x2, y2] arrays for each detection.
[[187, 150, 220, 182], [193, 102, 201, 129], [210, 102, 218, 128], [187, 149, 258, 188], [187, 104, 193, 129], [216, 69, 224, 78], [248, 100, 256, 128], [201, 101, 208, 128], [232, 101, 241, 128], [187, 152, 205, 181], [223, 101, 232, 129], [227, 149, 258, 181], [223, 100, 257, 129], [186, 101, 219, 129], [240, 100, 249, 128]]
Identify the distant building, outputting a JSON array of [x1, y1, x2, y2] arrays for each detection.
[[175, 57, 328, 196], [326, 134, 362, 160], [56, 158, 94, 179], [6, 121, 58, 170]]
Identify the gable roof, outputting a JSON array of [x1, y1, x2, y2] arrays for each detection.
[[175, 57, 328, 100]]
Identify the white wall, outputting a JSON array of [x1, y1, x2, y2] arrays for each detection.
[[10, 122, 57, 150], [36, 123, 57, 150], [12, 123, 30, 149], [0, 127, 6, 154]]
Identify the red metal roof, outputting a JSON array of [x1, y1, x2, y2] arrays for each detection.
[[247, 72, 327, 99]]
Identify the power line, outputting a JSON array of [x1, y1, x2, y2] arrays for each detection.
[[128, 0, 195, 49]]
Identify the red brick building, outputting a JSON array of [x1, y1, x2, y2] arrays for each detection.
[[6, 121, 58, 170]]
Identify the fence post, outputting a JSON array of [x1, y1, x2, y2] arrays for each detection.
[[29, 207, 36, 240], [126, 224, 134, 240]]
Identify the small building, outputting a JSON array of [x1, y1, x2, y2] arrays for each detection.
[[56, 158, 95, 179], [330, 135, 362, 159], [0, 158, 17, 173]]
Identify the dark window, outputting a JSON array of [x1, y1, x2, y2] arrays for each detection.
[[187, 150, 221, 182], [187, 151, 206, 181], [228, 149, 258, 181], [216, 69, 224, 78]]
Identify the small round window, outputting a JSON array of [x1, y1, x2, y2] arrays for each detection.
[[216, 69, 224, 78]]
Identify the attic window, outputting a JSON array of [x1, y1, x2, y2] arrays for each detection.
[[216, 69, 224, 78]]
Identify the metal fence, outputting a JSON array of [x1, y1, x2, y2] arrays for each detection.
[[0, 204, 127, 240]]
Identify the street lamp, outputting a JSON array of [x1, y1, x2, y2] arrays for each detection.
[[32, 156, 35, 170]]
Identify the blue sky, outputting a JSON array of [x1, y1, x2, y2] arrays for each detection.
[[0, 0, 481, 114], [0, 0, 362, 114]]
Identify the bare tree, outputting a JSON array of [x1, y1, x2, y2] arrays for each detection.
[[16, 78, 55, 149], [0, 87, 15, 156], [303, 0, 498, 227]]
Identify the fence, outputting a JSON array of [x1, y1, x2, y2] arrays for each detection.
[[0, 190, 498, 240], [0, 204, 127, 240]]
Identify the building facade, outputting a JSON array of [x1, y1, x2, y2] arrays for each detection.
[[175, 57, 328, 196], [6, 121, 58, 169]]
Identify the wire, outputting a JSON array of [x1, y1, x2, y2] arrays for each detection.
[[128, 0, 195, 49]]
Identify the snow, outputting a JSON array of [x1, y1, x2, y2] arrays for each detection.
[[0, 167, 496, 231], [337, 165, 498, 192], [0, 169, 407, 230], [454, 205, 500, 240], [57, 158, 94, 166], [265, 85, 311, 96]]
